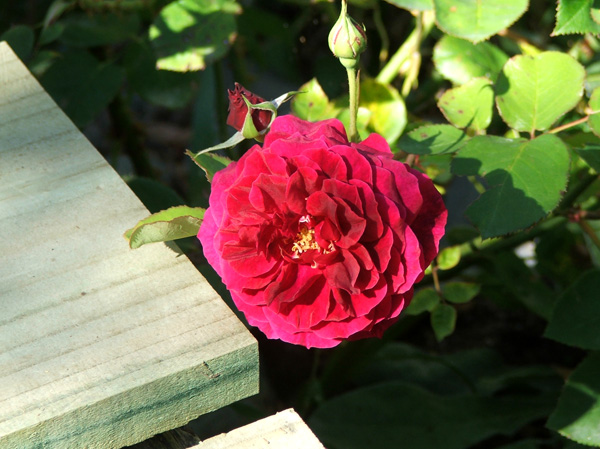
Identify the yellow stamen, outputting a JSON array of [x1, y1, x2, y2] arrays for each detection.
[[291, 226, 321, 254]]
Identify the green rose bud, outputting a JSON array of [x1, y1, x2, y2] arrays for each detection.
[[328, 1, 367, 69]]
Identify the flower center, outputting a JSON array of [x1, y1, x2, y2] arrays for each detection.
[[291, 225, 321, 255]]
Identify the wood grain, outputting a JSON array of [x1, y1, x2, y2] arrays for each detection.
[[0, 41, 258, 449], [196, 409, 325, 449]]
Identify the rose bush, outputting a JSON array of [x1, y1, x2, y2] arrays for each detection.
[[199, 115, 447, 348]]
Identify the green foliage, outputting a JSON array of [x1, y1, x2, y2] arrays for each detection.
[[547, 352, 600, 446], [588, 87, 600, 138], [39, 49, 124, 127], [149, 0, 241, 71], [438, 77, 494, 131], [495, 52, 585, 133], [292, 78, 337, 121], [384, 0, 433, 11], [433, 35, 509, 85], [124, 205, 205, 249], [442, 282, 480, 304], [545, 270, 600, 350], [310, 381, 556, 449], [405, 288, 440, 315], [553, 0, 600, 36], [359, 78, 407, 143], [0, 25, 34, 60], [398, 124, 468, 155], [452, 134, 570, 238], [186, 151, 233, 182], [436, 245, 461, 270], [430, 302, 457, 341], [433, 0, 528, 43]]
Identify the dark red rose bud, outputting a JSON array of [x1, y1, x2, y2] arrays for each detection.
[[226, 83, 272, 133]]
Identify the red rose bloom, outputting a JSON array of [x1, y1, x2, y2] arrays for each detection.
[[199, 115, 447, 348], [226, 83, 272, 133]]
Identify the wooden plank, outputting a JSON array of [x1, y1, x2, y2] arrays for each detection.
[[195, 409, 325, 449], [0, 41, 258, 449]]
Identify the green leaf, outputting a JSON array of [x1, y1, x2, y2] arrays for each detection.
[[125, 206, 205, 249], [149, 0, 241, 71], [383, 0, 433, 11], [495, 52, 585, 133], [405, 288, 440, 315], [588, 86, 600, 138], [433, 0, 528, 43], [437, 246, 461, 270], [0, 25, 34, 60], [292, 78, 337, 122], [309, 382, 555, 449], [124, 41, 195, 109], [58, 12, 141, 47], [553, 0, 600, 35], [545, 270, 600, 350], [433, 35, 509, 85], [438, 78, 494, 131], [451, 134, 570, 239], [398, 124, 469, 155], [186, 150, 233, 182], [443, 282, 480, 304], [547, 352, 600, 445], [575, 145, 600, 172], [431, 303, 457, 341], [359, 78, 407, 144], [39, 50, 124, 128]]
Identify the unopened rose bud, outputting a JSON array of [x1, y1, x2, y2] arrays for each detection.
[[328, 2, 367, 69], [226, 83, 272, 135]]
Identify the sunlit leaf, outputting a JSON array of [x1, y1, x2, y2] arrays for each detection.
[[292, 78, 337, 121], [433, 35, 509, 85], [434, 0, 528, 42], [438, 78, 494, 131], [398, 124, 469, 155], [495, 52, 585, 133], [383, 0, 433, 11], [125, 206, 205, 249], [150, 0, 241, 71], [437, 246, 461, 270], [553, 0, 600, 35], [360, 78, 406, 144]]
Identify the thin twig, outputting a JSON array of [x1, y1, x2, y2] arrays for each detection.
[[548, 116, 589, 134]]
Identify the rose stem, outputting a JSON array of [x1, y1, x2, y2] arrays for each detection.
[[347, 65, 360, 143]]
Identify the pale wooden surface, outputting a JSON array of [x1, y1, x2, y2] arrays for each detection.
[[0, 41, 258, 449], [197, 409, 325, 449]]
